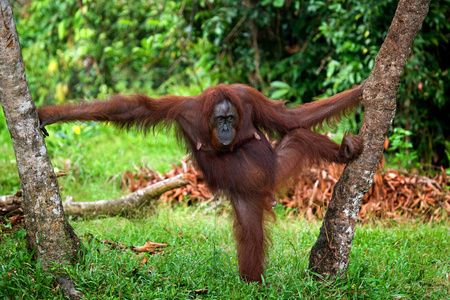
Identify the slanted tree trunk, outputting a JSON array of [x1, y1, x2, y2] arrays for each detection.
[[308, 0, 431, 276], [0, 0, 81, 273]]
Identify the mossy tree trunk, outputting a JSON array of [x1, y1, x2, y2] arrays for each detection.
[[0, 0, 81, 270], [308, 0, 431, 277]]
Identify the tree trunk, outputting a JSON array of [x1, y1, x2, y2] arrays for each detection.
[[308, 0, 431, 277], [0, 0, 81, 270]]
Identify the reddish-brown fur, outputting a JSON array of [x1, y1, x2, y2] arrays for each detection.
[[37, 83, 364, 283]]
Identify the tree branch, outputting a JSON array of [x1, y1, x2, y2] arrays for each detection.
[[63, 174, 188, 216]]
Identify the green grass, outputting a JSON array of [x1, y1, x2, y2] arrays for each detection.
[[1, 208, 449, 299]]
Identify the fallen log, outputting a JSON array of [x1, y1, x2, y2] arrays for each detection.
[[63, 174, 188, 216], [0, 192, 22, 216]]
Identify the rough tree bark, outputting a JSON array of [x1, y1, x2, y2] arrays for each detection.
[[0, 1, 82, 298], [308, 0, 431, 277]]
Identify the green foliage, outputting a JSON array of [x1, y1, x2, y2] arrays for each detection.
[[387, 127, 420, 170], [394, 0, 450, 168], [446, 141, 450, 165], [269, 81, 301, 100], [0, 108, 19, 195], [8, 0, 450, 172], [3, 0, 448, 198], [1, 209, 449, 298], [192, 0, 449, 167], [14, 0, 197, 103], [1, 0, 447, 199]]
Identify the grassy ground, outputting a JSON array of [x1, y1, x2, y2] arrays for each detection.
[[1, 207, 449, 299]]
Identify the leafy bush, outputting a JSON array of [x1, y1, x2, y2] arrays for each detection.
[[388, 128, 420, 170]]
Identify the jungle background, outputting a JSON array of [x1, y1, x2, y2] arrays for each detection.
[[2, 0, 449, 212], [6, 0, 450, 167], [0, 1, 449, 298]]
